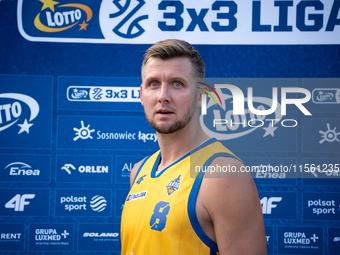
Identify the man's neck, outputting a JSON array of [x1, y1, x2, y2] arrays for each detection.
[[156, 123, 209, 172]]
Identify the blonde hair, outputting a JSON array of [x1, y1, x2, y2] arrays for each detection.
[[142, 39, 205, 79]]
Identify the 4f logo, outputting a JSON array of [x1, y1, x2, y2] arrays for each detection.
[[109, 0, 148, 38], [5, 194, 35, 211], [261, 197, 282, 214]]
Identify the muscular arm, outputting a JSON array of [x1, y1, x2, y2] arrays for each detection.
[[197, 157, 267, 255]]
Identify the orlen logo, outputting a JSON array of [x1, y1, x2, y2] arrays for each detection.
[[0, 93, 39, 134], [34, 0, 93, 32]]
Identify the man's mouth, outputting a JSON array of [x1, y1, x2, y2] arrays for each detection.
[[156, 109, 174, 115]]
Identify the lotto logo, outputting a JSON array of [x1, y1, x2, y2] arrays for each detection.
[[0, 93, 39, 134]]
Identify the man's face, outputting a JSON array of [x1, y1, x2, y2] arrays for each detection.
[[141, 57, 199, 134]]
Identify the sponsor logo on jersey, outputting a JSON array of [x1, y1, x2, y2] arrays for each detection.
[[136, 174, 146, 184], [126, 191, 147, 202], [166, 175, 181, 195]]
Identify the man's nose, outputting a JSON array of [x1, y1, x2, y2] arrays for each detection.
[[158, 84, 171, 103]]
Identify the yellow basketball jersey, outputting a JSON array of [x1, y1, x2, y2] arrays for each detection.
[[121, 138, 240, 255]]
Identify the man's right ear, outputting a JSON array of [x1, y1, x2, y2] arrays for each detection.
[[140, 85, 143, 106]]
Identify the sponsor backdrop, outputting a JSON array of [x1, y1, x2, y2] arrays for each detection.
[[0, 0, 339, 254]]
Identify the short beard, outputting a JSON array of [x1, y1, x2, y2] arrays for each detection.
[[145, 101, 197, 134]]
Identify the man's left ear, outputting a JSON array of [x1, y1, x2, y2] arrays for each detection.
[[196, 82, 208, 108]]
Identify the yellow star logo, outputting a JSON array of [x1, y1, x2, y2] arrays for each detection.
[[79, 21, 89, 31], [39, 0, 59, 12]]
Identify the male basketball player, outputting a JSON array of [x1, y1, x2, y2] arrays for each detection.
[[121, 39, 266, 255]]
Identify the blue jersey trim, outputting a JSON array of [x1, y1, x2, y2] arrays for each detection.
[[191, 138, 218, 155], [150, 138, 217, 178], [210, 250, 217, 255], [151, 152, 189, 178], [195, 153, 240, 179], [132, 155, 151, 186], [188, 152, 242, 254]]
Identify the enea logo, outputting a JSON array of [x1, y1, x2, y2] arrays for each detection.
[[5, 162, 40, 176], [0, 93, 39, 134]]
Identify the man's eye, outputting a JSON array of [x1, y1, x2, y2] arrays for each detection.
[[150, 82, 158, 87], [173, 82, 182, 87]]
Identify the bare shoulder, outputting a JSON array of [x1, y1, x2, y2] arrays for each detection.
[[198, 156, 267, 254], [129, 157, 147, 187]]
